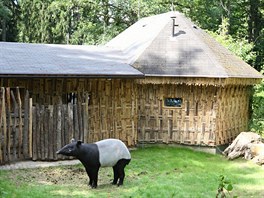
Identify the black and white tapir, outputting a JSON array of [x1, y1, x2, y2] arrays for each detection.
[[56, 138, 131, 188]]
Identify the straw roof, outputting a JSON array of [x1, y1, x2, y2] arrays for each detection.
[[107, 11, 263, 83]]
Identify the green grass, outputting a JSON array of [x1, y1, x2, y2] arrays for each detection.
[[0, 146, 263, 198]]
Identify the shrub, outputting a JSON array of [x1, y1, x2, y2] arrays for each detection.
[[250, 77, 264, 136]]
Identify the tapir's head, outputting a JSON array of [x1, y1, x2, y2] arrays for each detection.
[[56, 139, 82, 156]]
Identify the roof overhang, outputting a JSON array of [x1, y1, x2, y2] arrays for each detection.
[[0, 42, 144, 78]]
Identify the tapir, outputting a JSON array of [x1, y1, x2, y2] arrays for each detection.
[[56, 138, 131, 188]]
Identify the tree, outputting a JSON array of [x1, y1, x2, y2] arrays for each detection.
[[0, 0, 19, 41], [8, 0, 264, 71]]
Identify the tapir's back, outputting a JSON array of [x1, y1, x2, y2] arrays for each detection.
[[95, 139, 131, 167]]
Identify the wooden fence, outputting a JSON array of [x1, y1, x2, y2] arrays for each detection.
[[0, 80, 137, 164], [0, 87, 32, 164], [0, 88, 89, 164], [31, 99, 89, 161]]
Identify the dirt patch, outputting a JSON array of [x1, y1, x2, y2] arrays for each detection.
[[6, 165, 114, 187]]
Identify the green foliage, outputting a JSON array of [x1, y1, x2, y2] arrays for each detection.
[[0, 0, 20, 41], [216, 175, 237, 198], [250, 77, 264, 136], [209, 31, 256, 64], [17, 0, 140, 45], [0, 0, 11, 19]]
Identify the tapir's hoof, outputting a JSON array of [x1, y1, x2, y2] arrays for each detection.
[[89, 184, 97, 189]]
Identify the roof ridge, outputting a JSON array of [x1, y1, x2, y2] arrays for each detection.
[[110, 11, 262, 80], [106, 12, 173, 64]]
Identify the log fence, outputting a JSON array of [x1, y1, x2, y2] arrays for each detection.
[[0, 87, 90, 164], [0, 87, 32, 164], [0, 80, 137, 164]]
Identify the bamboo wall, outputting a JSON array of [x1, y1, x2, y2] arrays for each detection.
[[0, 77, 254, 164], [215, 86, 251, 145], [137, 82, 252, 146], [0, 78, 137, 163], [137, 84, 218, 146]]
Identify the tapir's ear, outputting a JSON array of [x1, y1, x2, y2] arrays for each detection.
[[77, 140, 82, 147], [71, 138, 76, 143]]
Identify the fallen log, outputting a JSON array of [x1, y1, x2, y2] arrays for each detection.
[[223, 132, 261, 160]]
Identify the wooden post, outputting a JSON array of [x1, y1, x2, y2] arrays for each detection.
[[68, 103, 73, 141], [23, 90, 29, 158], [16, 87, 23, 159], [44, 107, 49, 160], [40, 105, 45, 160], [29, 98, 33, 158], [53, 104, 58, 160], [0, 88, 4, 163], [61, 104, 67, 160], [10, 90, 18, 161], [35, 104, 41, 160], [64, 104, 69, 151], [3, 88, 7, 162], [73, 103, 79, 140], [78, 95, 83, 141], [60, 104, 65, 160], [83, 92, 89, 142], [6, 87, 11, 162], [55, 98, 62, 160], [32, 105, 37, 161], [48, 105, 54, 160]]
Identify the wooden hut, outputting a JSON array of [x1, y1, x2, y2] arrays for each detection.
[[107, 11, 263, 147], [0, 43, 143, 163], [0, 11, 262, 164]]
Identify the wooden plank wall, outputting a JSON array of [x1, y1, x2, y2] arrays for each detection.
[[0, 87, 32, 164], [137, 84, 218, 146], [215, 86, 251, 145]]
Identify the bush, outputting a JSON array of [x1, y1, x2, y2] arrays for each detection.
[[250, 76, 264, 136]]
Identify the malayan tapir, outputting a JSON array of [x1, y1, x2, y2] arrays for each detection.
[[56, 138, 131, 188]]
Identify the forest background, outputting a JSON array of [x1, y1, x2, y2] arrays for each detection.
[[0, 0, 263, 134]]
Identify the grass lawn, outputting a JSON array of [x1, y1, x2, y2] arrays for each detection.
[[0, 146, 263, 198]]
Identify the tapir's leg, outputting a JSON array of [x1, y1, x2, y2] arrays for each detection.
[[85, 168, 93, 187], [116, 159, 130, 186], [90, 166, 100, 188], [112, 165, 118, 185]]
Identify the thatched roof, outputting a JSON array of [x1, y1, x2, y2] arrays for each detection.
[[0, 42, 143, 78], [107, 11, 263, 84]]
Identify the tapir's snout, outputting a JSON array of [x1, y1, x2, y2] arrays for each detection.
[[56, 149, 62, 154], [55, 145, 73, 156]]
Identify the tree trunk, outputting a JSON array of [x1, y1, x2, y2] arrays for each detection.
[[248, 0, 262, 42], [1, 18, 6, 41]]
